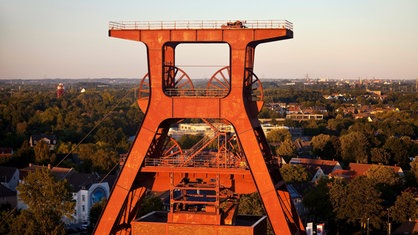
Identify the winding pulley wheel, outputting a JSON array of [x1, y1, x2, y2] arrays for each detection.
[[137, 66, 194, 111]]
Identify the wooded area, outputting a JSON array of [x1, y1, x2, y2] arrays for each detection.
[[0, 79, 417, 234]]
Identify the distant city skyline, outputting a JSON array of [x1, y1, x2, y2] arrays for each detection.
[[1, 0, 417, 80]]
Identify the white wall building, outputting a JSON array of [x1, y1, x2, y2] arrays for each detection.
[[18, 164, 114, 225], [72, 182, 110, 223]]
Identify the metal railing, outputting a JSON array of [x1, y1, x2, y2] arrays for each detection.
[[144, 157, 248, 169], [109, 20, 293, 31], [164, 88, 228, 97]]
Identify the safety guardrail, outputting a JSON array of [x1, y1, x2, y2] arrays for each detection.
[[164, 88, 228, 97], [144, 158, 248, 169], [109, 20, 293, 31]]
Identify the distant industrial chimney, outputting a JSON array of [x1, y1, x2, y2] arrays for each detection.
[[56, 83, 65, 98]]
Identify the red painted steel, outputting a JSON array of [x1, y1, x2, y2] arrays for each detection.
[[95, 20, 305, 235]]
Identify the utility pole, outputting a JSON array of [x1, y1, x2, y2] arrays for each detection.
[[367, 217, 370, 235], [387, 209, 391, 235]]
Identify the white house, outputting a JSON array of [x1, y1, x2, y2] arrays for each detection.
[[18, 164, 114, 225], [71, 181, 110, 223]]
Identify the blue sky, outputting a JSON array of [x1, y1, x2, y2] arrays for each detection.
[[0, 0, 417, 80]]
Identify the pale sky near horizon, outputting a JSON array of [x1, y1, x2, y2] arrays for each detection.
[[0, 0, 417, 80]]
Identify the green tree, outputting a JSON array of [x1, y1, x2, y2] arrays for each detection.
[[275, 139, 297, 161], [279, 164, 310, 184], [266, 128, 292, 144], [14, 168, 74, 234], [410, 157, 418, 184], [33, 140, 54, 164], [178, 134, 203, 149], [330, 176, 383, 230], [365, 165, 401, 203], [89, 199, 107, 233], [137, 193, 164, 217], [390, 191, 417, 223], [238, 192, 265, 216], [303, 178, 334, 223], [311, 134, 331, 155], [328, 178, 347, 222], [365, 165, 400, 187], [90, 144, 119, 173], [237, 192, 274, 235], [327, 116, 353, 135], [370, 148, 391, 165], [0, 209, 17, 234], [311, 134, 340, 160], [77, 143, 118, 173], [340, 131, 369, 163], [383, 136, 411, 169]]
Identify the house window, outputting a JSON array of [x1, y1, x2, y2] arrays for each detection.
[[82, 195, 85, 202], [82, 205, 85, 212]]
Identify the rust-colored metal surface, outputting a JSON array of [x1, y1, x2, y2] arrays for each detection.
[[95, 20, 306, 235]]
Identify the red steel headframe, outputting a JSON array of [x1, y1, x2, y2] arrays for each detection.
[[95, 20, 306, 235]]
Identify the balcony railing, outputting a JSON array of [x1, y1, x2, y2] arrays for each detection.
[[109, 20, 293, 31], [164, 88, 228, 97]]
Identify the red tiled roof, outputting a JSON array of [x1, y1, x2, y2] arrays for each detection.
[[0, 147, 13, 156], [19, 163, 117, 192], [19, 164, 74, 180], [289, 158, 341, 175], [348, 163, 402, 178], [329, 169, 356, 179]]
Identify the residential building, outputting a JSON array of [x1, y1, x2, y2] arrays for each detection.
[[29, 134, 58, 150], [286, 113, 324, 121], [18, 164, 115, 225], [287, 184, 308, 217], [289, 158, 342, 182], [0, 166, 19, 191], [66, 172, 113, 223], [0, 184, 17, 208], [0, 147, 13, 158], [348, 163, 404, 178]]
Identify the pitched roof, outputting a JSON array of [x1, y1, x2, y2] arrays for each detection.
[[19, 164, 116, 192], [66, 171, 117, 191], [392, 221, 418, 235], [328, 169, 356, 180], [0, 147, 13, 156], [0, 184, 16, 197], [19, 164, 74, 180], [289, 158, 341, 175], [348, 163, 403, 178], [0, 166, 18, 182]]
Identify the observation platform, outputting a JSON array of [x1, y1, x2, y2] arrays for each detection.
[[109, 20, 293, 31], [108, 20, 293, 45]]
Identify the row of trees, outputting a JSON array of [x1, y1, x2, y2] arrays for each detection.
[[0, 84, 142, 173], [278, 162, 418, 234], [267, 114, 416, 170], [0, 81, 416, 234]]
